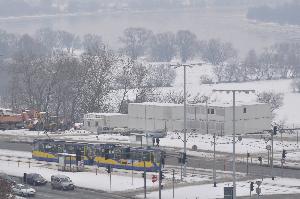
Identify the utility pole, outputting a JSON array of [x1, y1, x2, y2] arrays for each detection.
[[132, 155, 134, 185], [183, 64, 187, 177], [206, 99, 209, 135], [172, 169, 175, 198], [213, 133, 216, 187], [144, 160, 146, 199], [213, 89, 255, 199], [159, 152, 163, 199], [271, 126, 276, 180], [246, 152, 250, 175], [170, 62, 204, 177]]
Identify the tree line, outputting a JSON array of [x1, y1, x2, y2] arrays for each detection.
[[247, 1, 300, 26], [1, 27, 299, 122]]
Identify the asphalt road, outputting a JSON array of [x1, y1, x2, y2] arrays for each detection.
[[164, 149, 300, 179], [11, 176, 132, 199]]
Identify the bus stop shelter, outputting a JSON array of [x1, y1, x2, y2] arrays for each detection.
[[57, 153, 84, 172]]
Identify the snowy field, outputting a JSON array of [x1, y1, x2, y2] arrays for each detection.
[[138, 177, 300, 199]]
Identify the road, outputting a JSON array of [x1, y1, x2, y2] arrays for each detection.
[[164, 149, 300, 179], [11, 176, 132, 199]]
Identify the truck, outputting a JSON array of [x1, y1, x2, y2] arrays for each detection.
[[0, 108, 24, 130]]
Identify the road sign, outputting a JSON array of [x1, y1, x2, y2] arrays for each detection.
[[224, 187, 233, 199], [238, 136, 242, 141], [152, 175, 157, 183], [266, 145, 271, 150]]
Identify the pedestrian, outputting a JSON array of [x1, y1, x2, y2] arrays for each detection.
[[152, 137, 155, 147], [156, 138, 160, 147]]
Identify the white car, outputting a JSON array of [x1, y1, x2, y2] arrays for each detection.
[[12, 184, 36, 197]]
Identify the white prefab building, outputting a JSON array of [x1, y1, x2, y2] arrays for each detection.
[[82, 113, 128, 132], [128, 102, 272, 135]]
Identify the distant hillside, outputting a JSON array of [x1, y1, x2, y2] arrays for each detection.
[[247, 2, 300, 25]]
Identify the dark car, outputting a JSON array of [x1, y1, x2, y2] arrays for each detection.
[[51, 175, 75, 191], [0, 172, 16, 185], [26, 173, 47, 186]]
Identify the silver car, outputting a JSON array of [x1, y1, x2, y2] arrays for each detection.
[[12, 184, 36, 197], [51, 175, 75, 191]]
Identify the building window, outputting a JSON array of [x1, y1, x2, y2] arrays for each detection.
[[88, 121, 90, 127], [243, 108, 247, 113], [207, 108, 215, 114], [95, 121, 99, 127]]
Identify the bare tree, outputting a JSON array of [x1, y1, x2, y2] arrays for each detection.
[[257, 91, 284, 112], [149, 32, 176, 62], [0, 178, 14, 199], [119, 27, 153, 60], [175, 30, 198, 63], [201, 39, 237, 82]]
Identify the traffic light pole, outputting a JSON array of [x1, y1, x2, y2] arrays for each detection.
[[271, 128, 274, 180], [183, 64, 187, 177], [172, 169, 175, 198], [212, 89, 255, 199], [232, 91, 236, 199], [159, 152, 162, 199], [213, 133, 216, 187], [144, 160, 146, 199], [110, 170, 112, 191]]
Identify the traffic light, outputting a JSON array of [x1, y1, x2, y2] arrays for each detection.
[[159, 170, 165, 180], [258, 157, 262, 162], [106, 165, 111, 173], [142, 173, 145, 178], [273, 126, 277, 135], [282, 149, 287, 159], [182, 153, 187, 164], [250, 182, 254, 192], [247, 153, 250, 158]]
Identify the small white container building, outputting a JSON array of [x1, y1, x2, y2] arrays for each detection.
[[82, 113, 128, 132], [128, 102, 272, 135], [82, 101, 272, 135]]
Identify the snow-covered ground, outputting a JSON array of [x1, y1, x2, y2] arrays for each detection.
[[138, 177, 300, 199]]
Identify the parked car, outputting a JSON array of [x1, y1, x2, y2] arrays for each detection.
[[26, 173, 47, 186], [0, 172, 16, 185], [12, 184, 36, 197], [51, 175, 75, 190]]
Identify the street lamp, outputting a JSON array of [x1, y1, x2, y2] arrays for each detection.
[[212, 89, 255, 199], [171, 62, 203, 177]]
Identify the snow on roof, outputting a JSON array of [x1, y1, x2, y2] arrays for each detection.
[[85, 113, 126, 116], [129, 101, 267, 108], [129, 102, 182, 107], [191, 101, 267, 107]]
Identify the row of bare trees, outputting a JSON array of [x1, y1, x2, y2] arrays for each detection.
[[0, 28, 176, 121]]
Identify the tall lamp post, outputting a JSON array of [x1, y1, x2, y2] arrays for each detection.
[[212, 89, 255, 199], [171, 62, 203, 177]]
